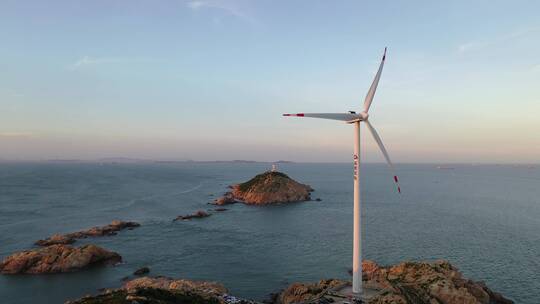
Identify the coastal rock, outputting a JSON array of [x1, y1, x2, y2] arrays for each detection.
[[133, 266, 150, 276], [124, 277, 227, 296], [65, 288, 223, 304], [213, 192, 238, 205], [66, 277, 240, 304], [277, 279, 347, 304], [174, 210, 211, 221], [35, 234, 76, 246], [0, 244, 121, 274], [35, 220, 140, 246], [278, 260, 513, 304], [220, 171, 313, 205]]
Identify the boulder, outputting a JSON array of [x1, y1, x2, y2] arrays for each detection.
[[133, 266, 150, 276], [0, 244, 121, 274]]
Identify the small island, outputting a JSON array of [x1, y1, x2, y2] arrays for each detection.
[[214, 171, 313, 205], [35, 220, 140, 246], [173, 210, 211, 221]]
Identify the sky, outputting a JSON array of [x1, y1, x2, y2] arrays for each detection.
[[1, 0, 539, 163]]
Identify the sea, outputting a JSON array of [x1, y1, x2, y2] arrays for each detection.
[[0, 162, 538, 303]]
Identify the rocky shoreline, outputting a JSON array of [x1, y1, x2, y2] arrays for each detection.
[[63, 260, 513, 304], [1, 220, 139, 275], [277, 260, 513, 304]]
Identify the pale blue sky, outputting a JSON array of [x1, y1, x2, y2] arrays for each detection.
[[1, 0, 539, 162]]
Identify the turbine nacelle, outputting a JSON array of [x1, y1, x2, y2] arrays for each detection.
[[345, 111, 368, 124]]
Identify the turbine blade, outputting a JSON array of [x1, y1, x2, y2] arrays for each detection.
[[363, 48, 387, 113], [364, 120, 401, 193], [283, 113, 361, 122]]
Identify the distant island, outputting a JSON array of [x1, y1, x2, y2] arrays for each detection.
[[214, 171, 313, 205], [36, 158, 297, 164]]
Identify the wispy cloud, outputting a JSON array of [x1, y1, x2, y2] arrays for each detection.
[[68, 56, 156, 70], [187, 0, 254, 24], [68, 56, 118, 70], [457, 26, 540, 54], [457, 42, 479, 54]]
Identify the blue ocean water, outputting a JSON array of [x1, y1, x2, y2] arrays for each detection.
[[0, 162, 538, 303]]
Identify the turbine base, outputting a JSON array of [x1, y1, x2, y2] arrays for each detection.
[[326, 282, 386, 304]]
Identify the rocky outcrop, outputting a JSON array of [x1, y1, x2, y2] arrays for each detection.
[[124, 277, 227, 296], [213, 192, 238, 205], [35, 234, 76, 246], [35, 220, 140, 246], [277, 279, 346, 304], [66, 288, 222, 304], [65, 276, 258, 304], [277, 260, 513, 304], [216, 171, 313, 205], [0, 244, 121, 274], [133, 266, 150, 276], [174, 210, 211, 221]]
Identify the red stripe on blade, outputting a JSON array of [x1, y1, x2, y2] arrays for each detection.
[[394, 176, 399, 183], [398, 186, 401, 193], [297, 113, 304, 116]]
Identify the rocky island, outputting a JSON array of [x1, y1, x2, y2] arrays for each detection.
[[0, 244, 121, 274], [173, 210, 211, 221], [65, 260, 513, 304], [214, 171, 313, 205]]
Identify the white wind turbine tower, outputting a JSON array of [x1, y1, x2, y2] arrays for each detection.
[[283, 48, 400, 296]]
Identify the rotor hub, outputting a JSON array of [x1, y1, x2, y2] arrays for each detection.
[[360, 112, 369, 120]]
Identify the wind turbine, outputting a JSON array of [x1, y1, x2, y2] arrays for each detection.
[[283, 48, 400, 296]]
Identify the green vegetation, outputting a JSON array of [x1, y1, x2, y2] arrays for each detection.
[[237, 171, 290, 192]]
